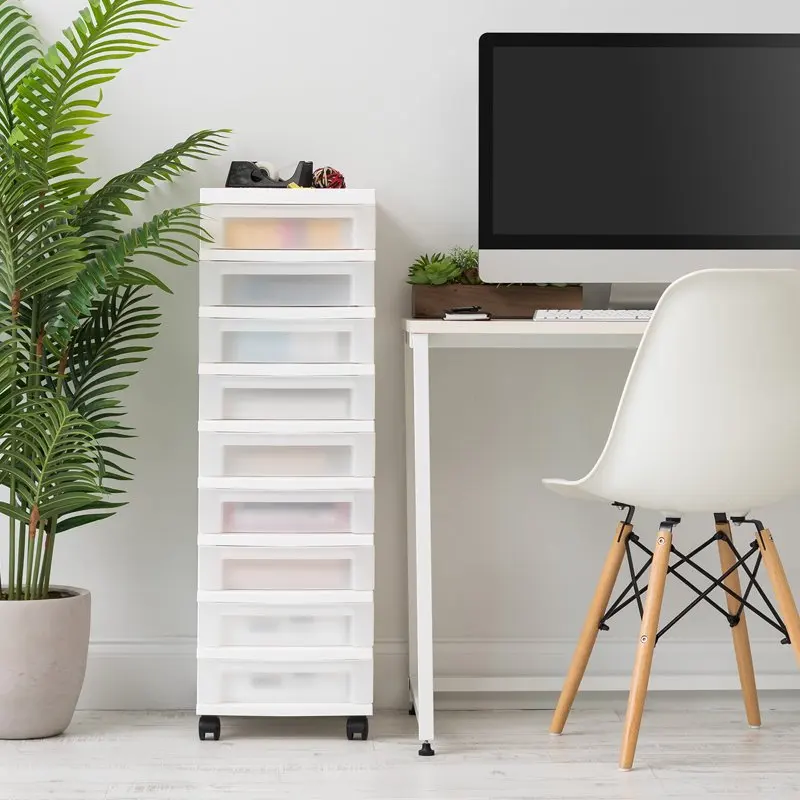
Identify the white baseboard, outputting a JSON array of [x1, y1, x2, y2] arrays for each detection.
[[79, 637, 800, 711], [80, 639, 409, 711]]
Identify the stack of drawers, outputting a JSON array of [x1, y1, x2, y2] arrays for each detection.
[[195, 189, 376, 742]]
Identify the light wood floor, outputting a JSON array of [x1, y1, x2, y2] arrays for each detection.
[[2, 693, 800, 799]]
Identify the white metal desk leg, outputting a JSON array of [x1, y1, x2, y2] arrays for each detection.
[[405, 333, 435, 756]]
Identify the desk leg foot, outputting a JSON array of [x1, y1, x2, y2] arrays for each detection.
[[419, 741, 435, 757]]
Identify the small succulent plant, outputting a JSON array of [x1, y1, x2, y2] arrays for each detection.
[[407, 247, 482, 286], [408, 245, 577, 288], [407, 252, 462, 285], [448, 247, 481, 285]]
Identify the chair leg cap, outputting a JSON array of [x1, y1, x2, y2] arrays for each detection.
[[749, 724, 762, 730], [549, 731, 563, 737], [619, 766, 633, 772]]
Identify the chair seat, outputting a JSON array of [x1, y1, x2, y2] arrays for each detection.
[[541, 271, 800, 519], [542, 476, 754, 516], [541, 478, 596, 502]]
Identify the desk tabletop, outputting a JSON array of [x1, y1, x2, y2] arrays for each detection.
[[403, 318, 646, 349]]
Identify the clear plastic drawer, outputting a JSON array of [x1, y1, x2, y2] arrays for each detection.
[[197, 597, 374, 649], [198, 374, 375, 421], [197, 657, 373, 706], [205, 204, 375, 251], [198, 432, 375, 478], [199, 318, 373, 364], [198, 545, 374, 592], [199, 261, 374, 307], [198, 488, 374, 534]]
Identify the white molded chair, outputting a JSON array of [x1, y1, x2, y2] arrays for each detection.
[[545, 269, 800, 771]]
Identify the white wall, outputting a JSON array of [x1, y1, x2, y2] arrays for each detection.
[[15, 0, 800, 710]]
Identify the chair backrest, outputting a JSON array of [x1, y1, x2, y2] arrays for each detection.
[[584, 269, 800, 513]]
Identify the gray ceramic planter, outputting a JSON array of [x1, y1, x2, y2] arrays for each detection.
[[0, 587, 90, 739]]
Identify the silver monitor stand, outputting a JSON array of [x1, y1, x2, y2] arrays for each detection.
[[579, 283, 665, 310], [607, 283, 667, 310]]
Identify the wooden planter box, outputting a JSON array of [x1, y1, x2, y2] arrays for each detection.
[[411, 284, 582, 319]]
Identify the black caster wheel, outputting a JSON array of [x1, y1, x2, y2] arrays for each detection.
[[198, 715, 221, 741], [346, 715, 369, 741], [419, 741, 435, 757], [408, 703, 416, 716]]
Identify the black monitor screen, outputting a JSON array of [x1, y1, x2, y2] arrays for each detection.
[[481, 34, 800, 248]]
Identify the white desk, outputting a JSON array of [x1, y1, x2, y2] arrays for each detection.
[[403, 319, 647, 755]]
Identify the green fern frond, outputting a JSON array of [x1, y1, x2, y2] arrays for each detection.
[[10, 0, 187, 200], [65, 285, 160, 419], [0, 396, 103, 523], [0, 144, 86, 304], [0, 0, 228, 593], [76, 129, 230, 238], [48, 205, 206, 342], [0, 1, 41, 141]]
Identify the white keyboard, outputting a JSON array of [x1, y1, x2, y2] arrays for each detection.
[[534, 309, 653, 321]]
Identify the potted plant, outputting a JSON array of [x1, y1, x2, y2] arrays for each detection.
[[408, 246, 583, 318], [0, 0, 227, 739]]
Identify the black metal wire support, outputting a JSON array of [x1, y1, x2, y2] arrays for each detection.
[[598, 520, 789, 646]]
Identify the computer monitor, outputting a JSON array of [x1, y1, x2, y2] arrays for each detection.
[[479, 33, 800, 284]]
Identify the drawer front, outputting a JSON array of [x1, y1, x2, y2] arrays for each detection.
[[198, 374, 375, 422], [198, 599, 374, 649], [197, 657, 373, 705], [198, 545, 374, 592], [199, 432, 374, 479], [198, 488, 374, 534], [204, 203, 375, 251], [199, 318, 373, 365], [199, 261, 374, 308]]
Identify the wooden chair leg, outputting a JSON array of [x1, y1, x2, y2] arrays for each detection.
[[619, 522, 674, 771], [757, 528, 800, 670], [550, 521, 631, 735], [716, 516, 761, 728]]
